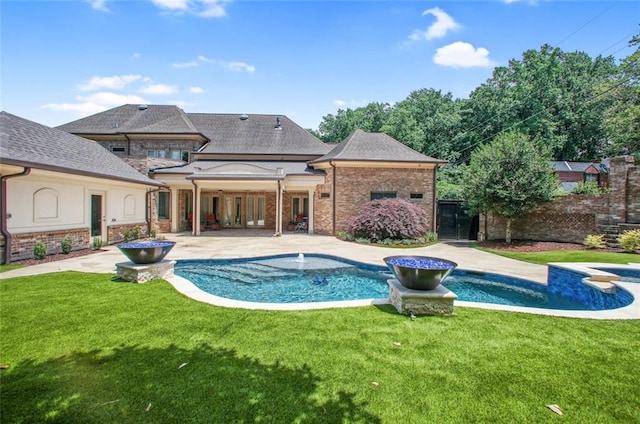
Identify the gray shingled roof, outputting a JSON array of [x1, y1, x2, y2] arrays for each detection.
[[549, 161, 607, 173], [189, 113, 331, 156], [1, 111, 163, 187], [309, 129, 447, 164], [152, 160, 323, 176], [56, 104, 202, 135]]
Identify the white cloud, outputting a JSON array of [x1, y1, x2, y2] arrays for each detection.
[[198, 55, 214, 63], [132, 53, 141, 59], [77, 74, 142, 91], [433, 41, 495, 68], [410, 7, 460, 41], [151, 0, 189, 11], [333, 100, 346, 107], [173, 61, 199, 68], [139, 83, 178, 95], [41, 92, 148, 115], [150, 0, 228, 18], [226, 61, 255, 73], [88, 0, 110, 12], [189, 86, 204, 94]]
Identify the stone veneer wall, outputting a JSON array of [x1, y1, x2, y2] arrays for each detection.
[[107, 223, 149, 244], [484, 155, 639, 243], [5, 228, 91, 262]]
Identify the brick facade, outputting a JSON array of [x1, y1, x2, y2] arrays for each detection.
[[4, 228, 91, 262], [484, 155, 639, 243]]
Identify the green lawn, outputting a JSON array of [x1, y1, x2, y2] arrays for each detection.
[[1, 271, 639, 423], [475, 247, 640, 265]]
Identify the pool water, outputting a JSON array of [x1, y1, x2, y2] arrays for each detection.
[[175, 254, 629, 310]]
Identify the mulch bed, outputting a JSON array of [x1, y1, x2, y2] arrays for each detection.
[[9, 249, 105, 266], [476, 240, 624, 253]]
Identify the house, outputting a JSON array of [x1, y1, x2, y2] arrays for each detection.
[[0, 111, 164, 263], [549, 160, 609, 192], [58, 104, 447, 237]]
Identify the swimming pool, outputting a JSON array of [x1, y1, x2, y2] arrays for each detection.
[[174, 254, 633, 311]]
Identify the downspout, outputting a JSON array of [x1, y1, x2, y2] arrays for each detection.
[[1, 167, 31, 264], [432, 167, 438, 235], [146, 186, 162, 238], [124, 134, 132, 156], [330, 161, 336, 235]]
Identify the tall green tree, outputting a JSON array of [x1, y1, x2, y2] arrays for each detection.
[[462, 45, 617, 161], [601, 33, 640, 156], [463, 131, 557, 243], [317, 102, 389, 143]]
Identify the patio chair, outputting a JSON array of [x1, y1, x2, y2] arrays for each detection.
[[204, 214, 221, 231], [294, 217, 308, 233]]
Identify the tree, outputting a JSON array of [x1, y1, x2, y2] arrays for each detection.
[[601, 33, 640, 156], [462, 45, 618, 161], [463, 131, 557, 243], [317, 102, 389, 143]]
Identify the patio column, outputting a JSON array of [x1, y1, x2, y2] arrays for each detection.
[[276, 181, 283, 235], [192, 182, 201, 236], [307, 189, 314, 235], [170, 187, 179, 233]]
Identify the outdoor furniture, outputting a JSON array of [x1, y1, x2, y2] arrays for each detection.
[[294, 217, 308, 233], [205, 214, 221, 231]]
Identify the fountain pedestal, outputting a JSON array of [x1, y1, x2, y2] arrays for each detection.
[[387, 278, 457, 316], [116, 260, 176, 283]]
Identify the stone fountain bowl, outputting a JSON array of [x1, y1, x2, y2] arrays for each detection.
[[117, 240, 176, 264], [383, 255, 458, 291]]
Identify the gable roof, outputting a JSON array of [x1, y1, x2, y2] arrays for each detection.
[[56, 104, 202, 136], [549, 161, 607, 173], [309, 129, 447, 164], [188, 113, 331, 156], [0, 111, 163, 187]]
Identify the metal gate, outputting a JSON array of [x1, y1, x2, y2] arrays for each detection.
[[437, 201, 478, 240]]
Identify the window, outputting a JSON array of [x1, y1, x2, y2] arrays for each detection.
[[111, 147, 125, 153], [371, 192, 396, 200], [182, 150, 190, 162], [291, 196, 309, 221], [157, 150, 166, 158], [171, 150, 181, 160], [147, 150, 156, 157], [158, 192, 170, 219], [410, 193, 424, 200], [585, 174, 597, 183]]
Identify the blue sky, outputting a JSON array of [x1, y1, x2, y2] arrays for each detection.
[[2, 1, 638, 131]]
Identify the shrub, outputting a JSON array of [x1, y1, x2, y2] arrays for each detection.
[[132, 226, 141, 240], [583, 234, 605, 249], [572, 182, 607, 195], [150, 228, 157, 239], [33, 242, 47, 260], [60, 237, 73, 254], [123, 229, 132, 242], [617, 229, 640, 253], [92, 237, 103, 250], [347, 198, 427, 242]]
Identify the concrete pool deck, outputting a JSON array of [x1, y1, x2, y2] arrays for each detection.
[[2, 230, 639, 319]]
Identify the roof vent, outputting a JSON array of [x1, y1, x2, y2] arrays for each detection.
[[239, 114, 249, 120], [275, 116, 282, 129], [138, 104, 149, 111]]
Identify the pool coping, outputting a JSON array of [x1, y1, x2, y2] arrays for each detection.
[[165, 260, 640, 319]]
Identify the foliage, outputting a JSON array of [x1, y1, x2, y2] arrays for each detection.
[[92, 237, 103, 250], [601, 33, 640, 157], [463, 44, 617, 161], [150, 228, 157, 239], [132, 226, 141, 240], [572, 181, 608, 195], [463, 131, 557, 243], [618, 229, 640, 253], [60, 237, 73, 254], [123, 229, 132, 242], [584, 234, 606, 249], [317, 102, 390, 143], [1, 272, 639, 423], [33, 242, 47, 260], [347, 198, 427, 242], [437, 164, 466, 200]]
